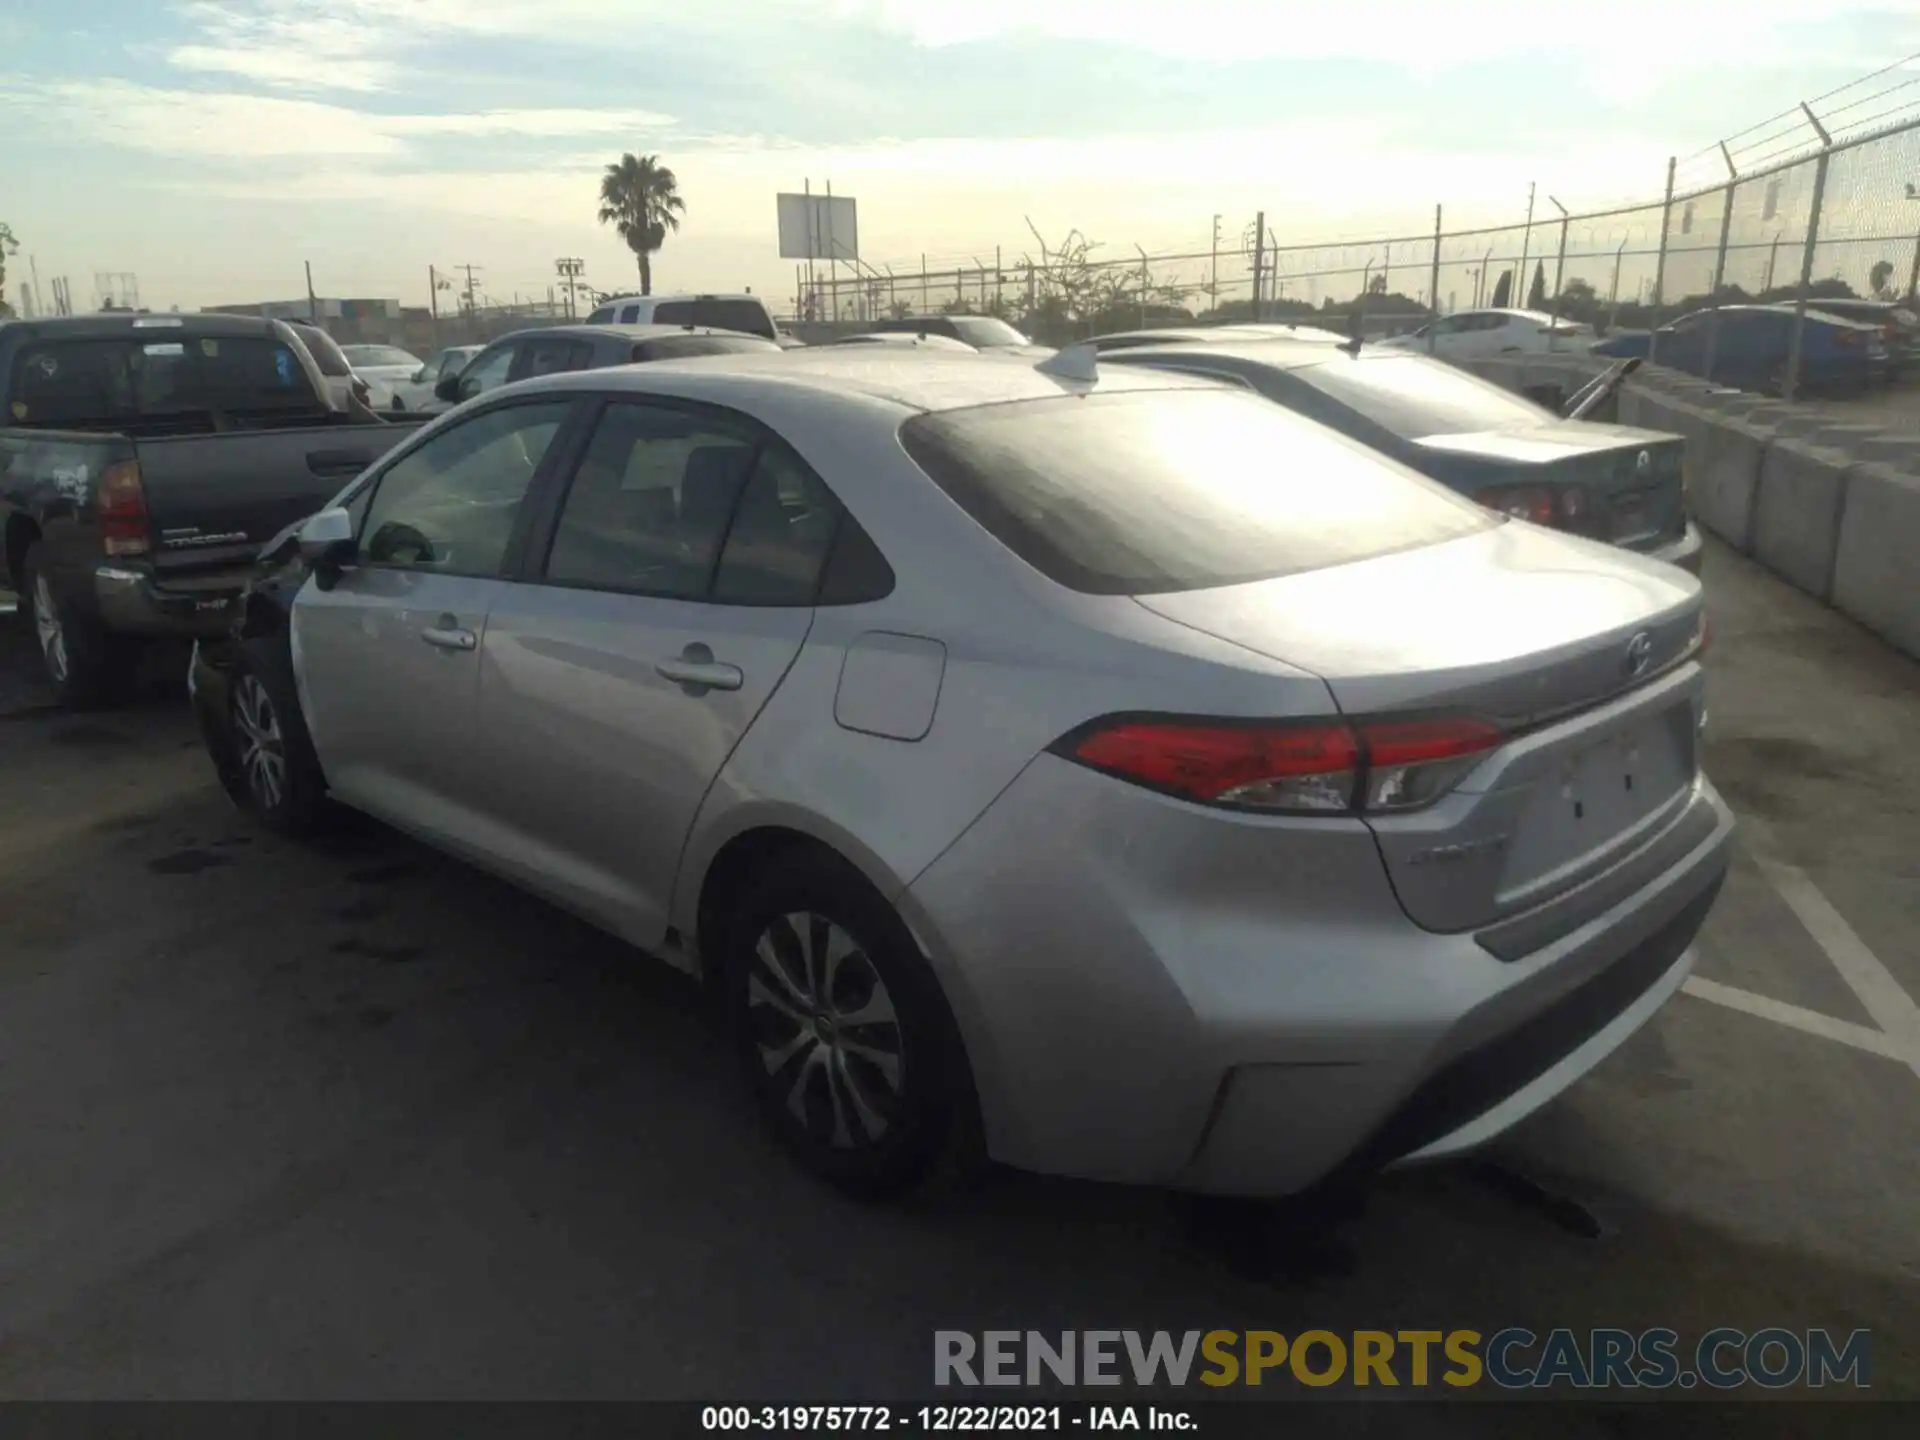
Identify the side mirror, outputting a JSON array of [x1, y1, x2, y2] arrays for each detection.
[[298, 507, 356, 589], [411, 365, 428, 383], [435, 373, 463, 403]]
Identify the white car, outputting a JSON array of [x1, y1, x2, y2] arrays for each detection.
[[340, 344, 426, 412], [583, 292, 780, 342], [387, 345, 483, 412], [1385, 308, 1593, 360]]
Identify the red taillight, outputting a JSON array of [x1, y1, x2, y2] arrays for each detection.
[[97, 460, 150, 557], [1060, 715, 1503, 814], [1477, 484, 1587, 530]]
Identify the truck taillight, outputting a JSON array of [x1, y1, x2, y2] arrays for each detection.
[[97, 460, 150, 557]]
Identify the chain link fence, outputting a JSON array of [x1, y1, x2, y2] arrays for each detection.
[[845, 98, 1920, 400]]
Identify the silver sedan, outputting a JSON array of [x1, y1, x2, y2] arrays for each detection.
[[192, 346, 1732, 1198]]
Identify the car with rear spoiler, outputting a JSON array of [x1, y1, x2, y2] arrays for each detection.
[[1103, 337, 1702, 574], [0, 313, 425, 706]]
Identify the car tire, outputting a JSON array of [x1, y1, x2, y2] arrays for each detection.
[[717, 848, 980, 1199], [223, 636, 329, 838], [21, 542, 138, 708]]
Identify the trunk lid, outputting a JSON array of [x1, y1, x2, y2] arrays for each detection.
[[134, 421, 422, 574], [1414, 423, 1687, 554], [1133, 524, 1706, 932]]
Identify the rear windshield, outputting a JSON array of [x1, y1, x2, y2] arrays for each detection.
[[1289, 355, 1552, 439], [633, 334, 781, 362], [898, 388, 1492, 596], [947, 317, 1031, 349], [650, 299, 776, 340], [7, 336, 328, 429]]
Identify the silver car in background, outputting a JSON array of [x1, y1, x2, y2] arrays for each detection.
[[192, 347, 1732, 1198]]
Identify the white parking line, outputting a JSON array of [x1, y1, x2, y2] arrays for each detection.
[[1680, 975, 1911, 1064], [1680, 811, 1920, 1080]]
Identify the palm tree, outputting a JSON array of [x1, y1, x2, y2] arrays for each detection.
[[597, 154, 685, 296]]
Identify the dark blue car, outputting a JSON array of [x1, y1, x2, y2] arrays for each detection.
[[1591, 303, 1887, 395]]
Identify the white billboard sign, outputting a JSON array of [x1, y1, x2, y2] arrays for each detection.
[[777, 192, 860, 262]]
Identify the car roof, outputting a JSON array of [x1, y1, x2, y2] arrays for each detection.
[[826, 332, 979, 350], [592, 293, 765, 307], [1714, 303, 1880, 328], [9, 313, 288, 341], [488, 323, 771, 344], [507, 345, 1221, 414]]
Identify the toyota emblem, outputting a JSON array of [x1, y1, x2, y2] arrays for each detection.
[[1626, 631, 1655, 677], [1635, 450, 1652, 473]]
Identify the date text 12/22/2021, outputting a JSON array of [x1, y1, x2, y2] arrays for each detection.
[[701, 1406, 1193, 1432]]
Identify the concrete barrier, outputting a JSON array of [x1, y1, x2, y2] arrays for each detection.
[[1832, 461, 1920, 656], [1751, 432, 1858, 598], [1450, 354, 1920, 661]]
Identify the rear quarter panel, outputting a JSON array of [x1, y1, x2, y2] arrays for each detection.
[[0, 429, 135, 588]]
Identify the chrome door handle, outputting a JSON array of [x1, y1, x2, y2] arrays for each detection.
[[421, 625, 477, 651], [655, 658, 743, 691]]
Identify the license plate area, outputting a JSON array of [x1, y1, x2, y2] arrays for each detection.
[[1499, 704, 1696, 899], [1610, 488, 1656, 544]]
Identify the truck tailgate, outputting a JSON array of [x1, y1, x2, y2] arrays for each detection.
[[137, 421, 424, 574]]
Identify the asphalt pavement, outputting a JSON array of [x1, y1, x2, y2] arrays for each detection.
[[0, 541, 1916, 1418]]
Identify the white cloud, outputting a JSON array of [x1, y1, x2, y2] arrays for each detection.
[[0, 79, 673, 158], [165, 1, 404, 92]]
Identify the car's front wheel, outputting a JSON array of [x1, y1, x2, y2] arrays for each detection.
[[223, 639, 328, 837], [718, 849, 979, 1198]]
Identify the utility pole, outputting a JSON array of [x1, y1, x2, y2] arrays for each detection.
[[457, 263, 482, 316], [1251, 210, 1266, 322], [1211, 214, 1222, 316], [555, 257, 587, 318]]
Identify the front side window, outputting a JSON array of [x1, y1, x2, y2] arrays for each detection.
[[359, 401, 573, 576], [513, 339, 593, 380], [458, 345, 515, 401], [618, 304, 643, 324], [543, 401, 760, 598]]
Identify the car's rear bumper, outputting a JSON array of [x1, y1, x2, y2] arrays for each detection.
[[94, 564, 245, 638], [905, 756, 1733, 1197], [1641, 521, 1704, 575]]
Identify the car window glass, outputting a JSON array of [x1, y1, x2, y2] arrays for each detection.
[[459, 345, 515, 400], [544, 401, 760, 597], [1291, 355, 1552, 438], [712, 445, 842, 605], [651, 299, 776, 339], [618, 305, 642, 324], [899, 388, 1492, 597], [633, 334, 781, 362], [518, 339, 591, 379], [360, 401, 571, 576]]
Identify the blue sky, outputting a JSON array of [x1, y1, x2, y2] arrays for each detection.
[[5, 1, 1920, 314]]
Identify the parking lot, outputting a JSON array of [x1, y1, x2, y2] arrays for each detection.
[[0, 536, 1916, 1407]]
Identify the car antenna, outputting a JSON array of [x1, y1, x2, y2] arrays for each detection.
[[1036, 342, 1098, 383]]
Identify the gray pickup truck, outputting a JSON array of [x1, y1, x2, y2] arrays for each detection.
[[0, 313, 424, 705]]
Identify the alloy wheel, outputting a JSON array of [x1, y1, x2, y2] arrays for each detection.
[[32, 574, 68, 684], [232, 674, 287, 812], [746, 911, 906, 1150]]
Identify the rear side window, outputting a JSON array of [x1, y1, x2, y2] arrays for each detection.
[[7, 336, 327, 428], [650, 300, 776, 340], [632, 334, 781, 362], [898, 389, 1492, 597], [618, 304, 643, 325]]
